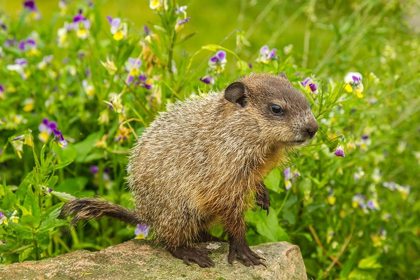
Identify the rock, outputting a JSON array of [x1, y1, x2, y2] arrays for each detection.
[[0, 240, 307, 280]]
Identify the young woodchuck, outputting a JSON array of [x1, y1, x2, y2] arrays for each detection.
[[61, 73, 319, 268]]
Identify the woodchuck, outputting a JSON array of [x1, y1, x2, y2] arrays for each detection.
[[61, 73, 319, 268]]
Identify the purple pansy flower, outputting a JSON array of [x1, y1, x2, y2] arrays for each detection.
[[135, 74, 153, 90], [38, 118, 58, 143], [300, 77, 311, 87], [334, 145, 345, 157], [176, 17, 190, 26], [175, 6, 187, 15], [284, 167, 291, 180], [367, 200, 376, 210], [199, 76, 215, 85], [135, 224, 150, 239], [6, 59, 28, 80], [300, 77, 318, 96], [309, 83, 317, 93], [23, 0, 36, 11], [208, 51, 227, 72], [39, 118, 57, 134], [53, 129, 67, 148], [106, 16, 126, 40], [126, 57, 142, 84], [175, 17, 190, 31], [4, 38, 17, 48], [90, 165, 99, 174], [15, 58, 28, 66], [37, 55, 53, 70], [72, 12, 91, 39], [23, 0, 41, 20], [144, 25, 150, 35], [284, 167, 292, 190], [258, 45, 277, 63], [12, 135, 24, 141]]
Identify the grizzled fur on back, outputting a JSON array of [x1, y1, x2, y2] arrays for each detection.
[[127, 73, 317, 249]]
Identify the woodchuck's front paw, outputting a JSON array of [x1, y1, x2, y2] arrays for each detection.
[[228, 239, 266, 267], [256, 183, 270, 216], [170, 247, 215, 268]]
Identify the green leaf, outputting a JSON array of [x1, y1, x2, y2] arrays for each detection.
[[20, 214, 40, 228], [72, 132, 102, 163], [246, 207, 290, 242], [348, 269, 376, 280], [35, 231, 50, 251], [52, 143, 77, 163], [264, 168, 283, 194], [282, 209, 296, 225], [340, 247, 359, 278], [40, 203, 66, 231], [55, 177, 88, 197], [298, 178, 312, 195], [23, 186, 41, 228], [15, 171, 34, 204], [48, 160, 73, 173], [19, 247, 34, 262], [358, 254, 382, 269], [47, 176, 59, 189], [1, 185, 16, 210], [51, 191, 76, 202], [8, 222, 33, 239]]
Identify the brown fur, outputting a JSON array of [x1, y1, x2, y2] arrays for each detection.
[[62, 73, 318, 260], [61, 198, 142, 226]]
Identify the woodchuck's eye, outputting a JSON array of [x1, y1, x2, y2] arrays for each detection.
[[270, 104, 284, 115]]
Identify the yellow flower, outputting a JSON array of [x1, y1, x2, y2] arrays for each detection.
[[10, 211, 19, 223], [83, 80, 95, 98], [23, 98, 35, 112], [150, 0, 161, 9], [0, 213, 8, 225], [344, 72, 364, 98], [26, 48, 40, 56], [39, 131, 50, 143], [328, 196, 336, 205], [113, 30, 124, 41], [77, 28, 88, 39], [135, 234, 145, 240], [129, 68, 139, 77], [285, 180, 291, 190]]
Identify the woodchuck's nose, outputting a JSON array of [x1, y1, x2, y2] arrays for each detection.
[[305, 121, 319, 139]]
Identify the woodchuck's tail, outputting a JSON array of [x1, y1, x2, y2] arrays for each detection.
[[60, 198, 143, 226]]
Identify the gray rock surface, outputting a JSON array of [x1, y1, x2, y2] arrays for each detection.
[[0, 240, 307, 280]]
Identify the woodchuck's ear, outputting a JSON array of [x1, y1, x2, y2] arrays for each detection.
[[224, 81, 247, 107], [279, 72, 287, 79]]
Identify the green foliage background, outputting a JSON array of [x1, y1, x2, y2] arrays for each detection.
[[0, 0, 419, 279]]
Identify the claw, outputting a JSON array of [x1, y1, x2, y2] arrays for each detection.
[[171, 247, 214, 268], [228, 238, 267, 268]]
